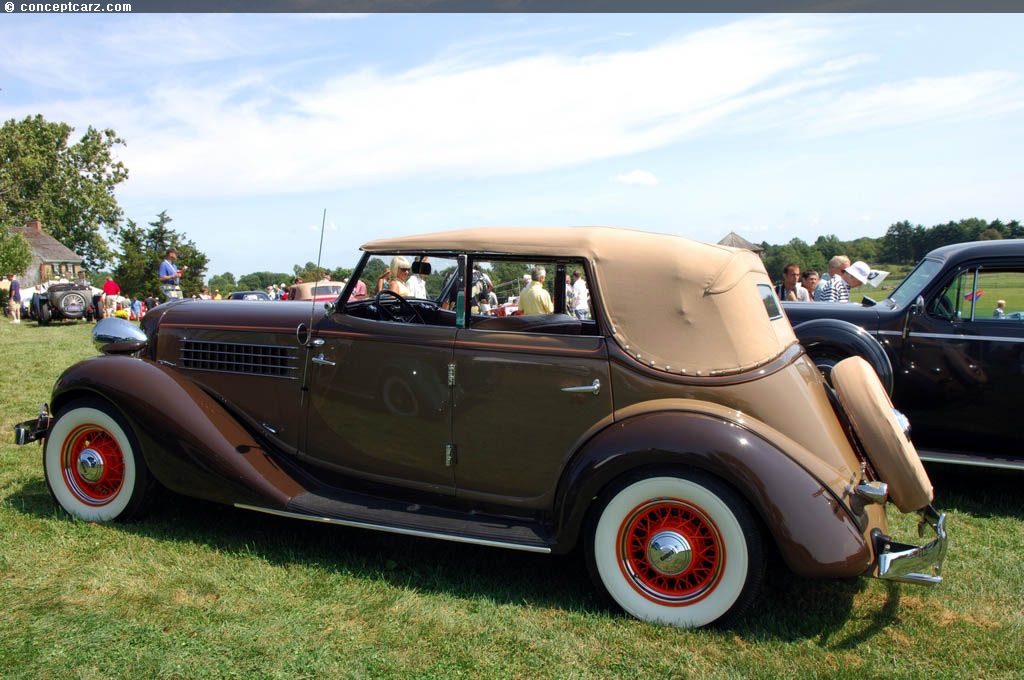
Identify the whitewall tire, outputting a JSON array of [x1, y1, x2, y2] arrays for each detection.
[[587, 470, 764, 628], [43, 399, 151, 522]]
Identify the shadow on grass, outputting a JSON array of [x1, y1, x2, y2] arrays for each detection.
[[927, 464, 1024, 520], [0, 475, 949, 641]]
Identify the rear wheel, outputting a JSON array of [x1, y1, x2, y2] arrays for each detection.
[[586, 469, 764, 628], [37, 302, 52, 325], [43, 398, 153, 522]]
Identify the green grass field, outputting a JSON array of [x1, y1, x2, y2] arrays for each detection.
[[2, 320, 1023, 679]]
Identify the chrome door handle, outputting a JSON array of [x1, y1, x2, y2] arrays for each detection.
[[561, 379, 600, 395], [312, 353, 335, 366]]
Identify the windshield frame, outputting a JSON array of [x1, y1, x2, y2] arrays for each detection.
[[889, 257, 945, 308]]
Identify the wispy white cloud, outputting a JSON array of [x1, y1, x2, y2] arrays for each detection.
[[615, 170, 659, 186], [3, 13, 1023, 217], [105, 15, 833, 197], [796, 72, 1024, 137]]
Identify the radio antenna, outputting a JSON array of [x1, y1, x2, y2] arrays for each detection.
[[308, 208, 328, 328], [297, 209, 329, 406]]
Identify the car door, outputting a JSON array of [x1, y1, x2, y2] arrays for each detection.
[[898, 264, 1024, 455], [302, 312, 457, 496], [449, 259, 612, 512]]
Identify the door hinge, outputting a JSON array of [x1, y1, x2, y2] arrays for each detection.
[[445, 443, 457, 467], [447, 362, 456, 387]]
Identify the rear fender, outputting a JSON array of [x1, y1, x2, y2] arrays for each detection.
[[50, 355, 306, 507], [553, 410, 873, 578], [792, 318, 894, 394]]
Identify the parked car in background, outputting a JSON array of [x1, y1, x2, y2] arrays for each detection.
[[16, 227, 946, 628], [785, 239, 1024, 471], [26, 280, 101, 325], [227, 290, 271, 301], [287, 281, 344, 302]]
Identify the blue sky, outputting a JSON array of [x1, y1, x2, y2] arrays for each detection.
[[2, 13, 1023, 278]]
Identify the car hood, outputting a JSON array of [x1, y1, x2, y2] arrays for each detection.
[[782, 298, 888, 332]]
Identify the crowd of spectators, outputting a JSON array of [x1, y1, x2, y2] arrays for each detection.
[[773, 255, 882, 303]]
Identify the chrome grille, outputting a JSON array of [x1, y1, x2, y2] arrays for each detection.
[[180, 340, 299, 379]]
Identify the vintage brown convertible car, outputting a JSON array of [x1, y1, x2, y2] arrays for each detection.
[[15, 227, 947, 628]]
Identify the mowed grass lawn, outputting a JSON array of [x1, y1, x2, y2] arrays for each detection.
[[2, 319, 1023, 679]]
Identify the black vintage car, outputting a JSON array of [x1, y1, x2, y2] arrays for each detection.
[[28, 281, 101, 325], [785, 239, 1024, 471]]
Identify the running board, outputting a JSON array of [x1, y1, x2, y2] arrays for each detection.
[[236, 490, 553, 554], [918, 449, 1024, 472]]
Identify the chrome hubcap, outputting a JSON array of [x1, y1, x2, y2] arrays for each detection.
[[76, 448, 104, 483], [646, 530, 693, 575]]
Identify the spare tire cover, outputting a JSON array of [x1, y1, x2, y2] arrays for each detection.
[[831, 356, 933, 512]]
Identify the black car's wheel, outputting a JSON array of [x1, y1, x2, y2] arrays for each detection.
[[586, 469, 764, 628], [807, 346, 846, 386], [43, 398, 153, 522], [37, 302, 52, 325]]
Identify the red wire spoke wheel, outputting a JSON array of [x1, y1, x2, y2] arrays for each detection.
[[44, 399, 152, 523], [587, 470, 764, 628], [618, 499, 724, 604], [60, 423, 127, 505]]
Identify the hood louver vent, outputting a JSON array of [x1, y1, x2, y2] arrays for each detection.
[[181, 340, 298, 379]]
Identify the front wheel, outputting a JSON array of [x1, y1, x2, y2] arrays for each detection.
[[586, 469, 764, 628], [43, 398, 153, 522]]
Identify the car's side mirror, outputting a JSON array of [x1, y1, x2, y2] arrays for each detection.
[[910, 295, 925, 316]]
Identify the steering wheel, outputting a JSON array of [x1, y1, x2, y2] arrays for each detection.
[[375, 289, 425, 324]]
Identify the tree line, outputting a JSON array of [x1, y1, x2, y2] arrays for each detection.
[[3, 114, 1022, 298], [758, 218, 1022, 283]]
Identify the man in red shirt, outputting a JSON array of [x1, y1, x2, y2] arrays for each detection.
[[102, 276, 121, 318]]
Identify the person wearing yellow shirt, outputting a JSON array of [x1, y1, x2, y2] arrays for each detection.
[[518, 266, 553, 315]]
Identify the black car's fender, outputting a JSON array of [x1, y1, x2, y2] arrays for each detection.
[[552, 409, 873, 578], [49, 355, 307, 508], [792, 318, 894, 394]]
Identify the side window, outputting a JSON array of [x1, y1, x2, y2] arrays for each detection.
[[468, 258, 599, 336], [931, 271, 969, 321], [758, 284, 783, 320], [972, 269, 1024, 322]]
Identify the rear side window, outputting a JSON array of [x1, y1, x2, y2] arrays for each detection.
[[759, 284, 783, 319]]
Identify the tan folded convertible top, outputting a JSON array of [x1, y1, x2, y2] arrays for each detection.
[[363, 226, 798, 375]]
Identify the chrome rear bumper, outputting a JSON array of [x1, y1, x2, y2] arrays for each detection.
[[873, 505, 947, 585]]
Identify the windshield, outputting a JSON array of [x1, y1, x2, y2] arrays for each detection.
[[889, 258, 944, 307]]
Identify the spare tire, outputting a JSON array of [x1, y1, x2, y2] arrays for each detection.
[[831, 356, 933, 512]]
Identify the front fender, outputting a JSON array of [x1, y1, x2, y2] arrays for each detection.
[[553, 410, 874, 578], [50, 355, 306, 508], [792, 318, 894, 394]]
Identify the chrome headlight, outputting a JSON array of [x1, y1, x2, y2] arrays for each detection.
[[93, 317, 148, 354]]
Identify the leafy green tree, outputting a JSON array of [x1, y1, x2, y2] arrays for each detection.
[[812, 235, 844, 261], [0, 230, 32, 277], [208, 272, 237, 295], [111, 211, 208, 299], [238, 271, 291, 292], [880, 221, 921, 264], [359, 257, 389, 293], [0, 115, 128, 270], [847, 237, 879, 263], [291, 262, 327, 283]]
